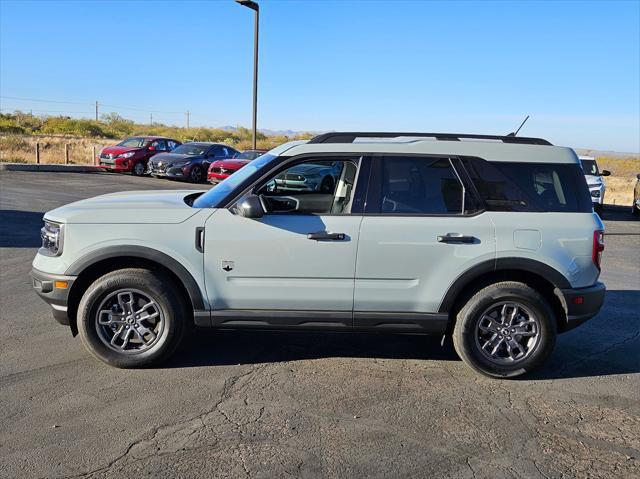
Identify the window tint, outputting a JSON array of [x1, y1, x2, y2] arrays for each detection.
[[462, 158, 592, 213], [152, 140, 167, 151], [368, 157, 464, 214], [254, 159, 360, 215], [166, 140, 180, 150]]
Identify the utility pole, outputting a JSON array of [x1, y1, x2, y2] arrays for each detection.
[[95, 101, 98, 121], [186, 110, 190, 130], [150, 113, 153, 126]]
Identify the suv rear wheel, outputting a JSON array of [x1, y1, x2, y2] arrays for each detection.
[[77, 268, 187, 368], [452, 281, 557, 378]]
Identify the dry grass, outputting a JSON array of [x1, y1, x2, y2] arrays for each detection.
[[596, 156, 640, 206], [0, 135, 113, 165]]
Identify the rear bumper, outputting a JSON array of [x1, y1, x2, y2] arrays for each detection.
[[30, 268, 76, 326], [559, 282, 606, 332]]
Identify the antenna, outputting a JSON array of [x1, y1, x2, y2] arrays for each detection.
[[507, 115, 530, 137]]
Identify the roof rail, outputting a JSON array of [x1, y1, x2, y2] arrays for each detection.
[[307, 132, 553, 146]]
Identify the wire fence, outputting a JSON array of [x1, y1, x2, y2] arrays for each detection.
[[0, 133, 113, 165]]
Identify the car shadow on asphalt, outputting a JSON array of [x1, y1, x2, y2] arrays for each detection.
[[166, 290, 640, 381], [0, 210, 43, 247], [601, 204, 637, 222]]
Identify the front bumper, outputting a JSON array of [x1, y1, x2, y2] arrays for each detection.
[[589, 185, 605, 205], [31, 267, 76, 326], [149, 165, 188, 180], [559, 282, 606, 332], [98, 162, 131, 172]]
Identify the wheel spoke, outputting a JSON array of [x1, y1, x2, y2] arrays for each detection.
[[117, 292, 135, 315], [97, 309, 126, 325], [135, 324, 157, 344]]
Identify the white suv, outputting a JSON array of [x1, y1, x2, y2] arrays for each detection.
[[32, 132, 606, 378], [579, 155, 611, 213]]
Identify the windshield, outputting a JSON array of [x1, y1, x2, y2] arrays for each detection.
[[580, 159, 599, 175], [192, 140, 307, 208], [117, 137, 150, 148], [172, 144, 209, 156], [234, 150, 265, 161]]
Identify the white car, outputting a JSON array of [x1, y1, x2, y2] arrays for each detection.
[[579, 156, 610, 213]]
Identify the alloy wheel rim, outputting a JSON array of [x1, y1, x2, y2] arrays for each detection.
[[474, 301, 541, 365], [95, 289, 165, 354], [135, 163, 144, 175], [192, 168, 202, 182]]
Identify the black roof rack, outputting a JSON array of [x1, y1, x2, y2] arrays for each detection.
[[308, 132, 552, 146]]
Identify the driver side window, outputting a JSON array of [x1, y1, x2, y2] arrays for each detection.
[[254, 158, 360, 215]]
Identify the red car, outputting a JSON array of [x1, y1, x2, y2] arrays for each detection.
[[97, 136, 181, 176], [207, 149, 267, 184]]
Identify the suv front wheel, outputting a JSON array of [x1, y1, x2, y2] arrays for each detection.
[[452, 282, 557, 378], [77, 268, 187, 368]]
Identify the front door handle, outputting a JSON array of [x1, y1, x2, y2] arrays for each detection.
[[437, 233, 476, 244], [307, 231, 346, 241]]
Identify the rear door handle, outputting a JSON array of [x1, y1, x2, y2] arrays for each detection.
[[437, 233, 476, 244], [307, 231, 346, 241]]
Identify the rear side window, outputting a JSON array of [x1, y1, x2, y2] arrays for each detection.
[[462, 158, 592, 212], [367, 156, 464, 214]]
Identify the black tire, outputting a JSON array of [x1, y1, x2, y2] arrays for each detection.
[[632, 203, 640, 217], [189, 166, 203, 183], [319, 176, 335, 193], [132, 161, 146, 176], [77, 268, 188, 368], [452, 281, 557, 378]]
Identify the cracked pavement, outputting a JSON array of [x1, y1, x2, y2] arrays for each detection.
[[1, 171, 639, 478]]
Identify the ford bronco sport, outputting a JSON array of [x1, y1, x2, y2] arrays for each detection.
[[32, 132, 606, 378]]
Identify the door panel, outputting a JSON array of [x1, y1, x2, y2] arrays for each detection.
[[354, 214, 495, 314], [204, 209, 362, 313]]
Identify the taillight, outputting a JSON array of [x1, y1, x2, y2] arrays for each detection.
[[592, 230, 605, 270]]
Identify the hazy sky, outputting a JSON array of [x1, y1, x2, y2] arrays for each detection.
[[1, 0, 638, 151]]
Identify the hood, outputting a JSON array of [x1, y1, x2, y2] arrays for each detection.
[[102, 145, 141, 156], [585, 174, 603, 186], [44, 190, 205, 224], [213, 159, 250, 170], [151, 153, 203, 165]]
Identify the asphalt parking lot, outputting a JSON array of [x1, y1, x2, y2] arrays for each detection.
[[1, 170, 639, 478]]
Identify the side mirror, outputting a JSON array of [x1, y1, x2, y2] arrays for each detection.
[[601, 170, 611, 176], [237, 194, 264, 219], [148, 146, 156, 151]]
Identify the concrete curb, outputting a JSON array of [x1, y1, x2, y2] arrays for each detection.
[[0, 163, 102, 173]]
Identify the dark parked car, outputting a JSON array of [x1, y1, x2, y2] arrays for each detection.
[[97, 136, 181, 176], [148, 142, 239, 183], [271, 161, 342, 193], [207, 149, 267, 184]]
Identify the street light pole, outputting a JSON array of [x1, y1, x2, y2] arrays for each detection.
[[236, 0, 259, 150]]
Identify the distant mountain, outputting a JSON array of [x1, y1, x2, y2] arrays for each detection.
[[218, 125, 319, 138], [574, 148, 639, 158]]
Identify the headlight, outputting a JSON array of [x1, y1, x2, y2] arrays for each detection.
[[117, 151, 136, 159], [40, 220, 64, 256]]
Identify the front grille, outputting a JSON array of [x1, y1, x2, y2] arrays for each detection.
[[284, 173, 305, 181]]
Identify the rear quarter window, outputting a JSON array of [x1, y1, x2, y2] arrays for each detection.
[[462, 158, 592, 213]]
